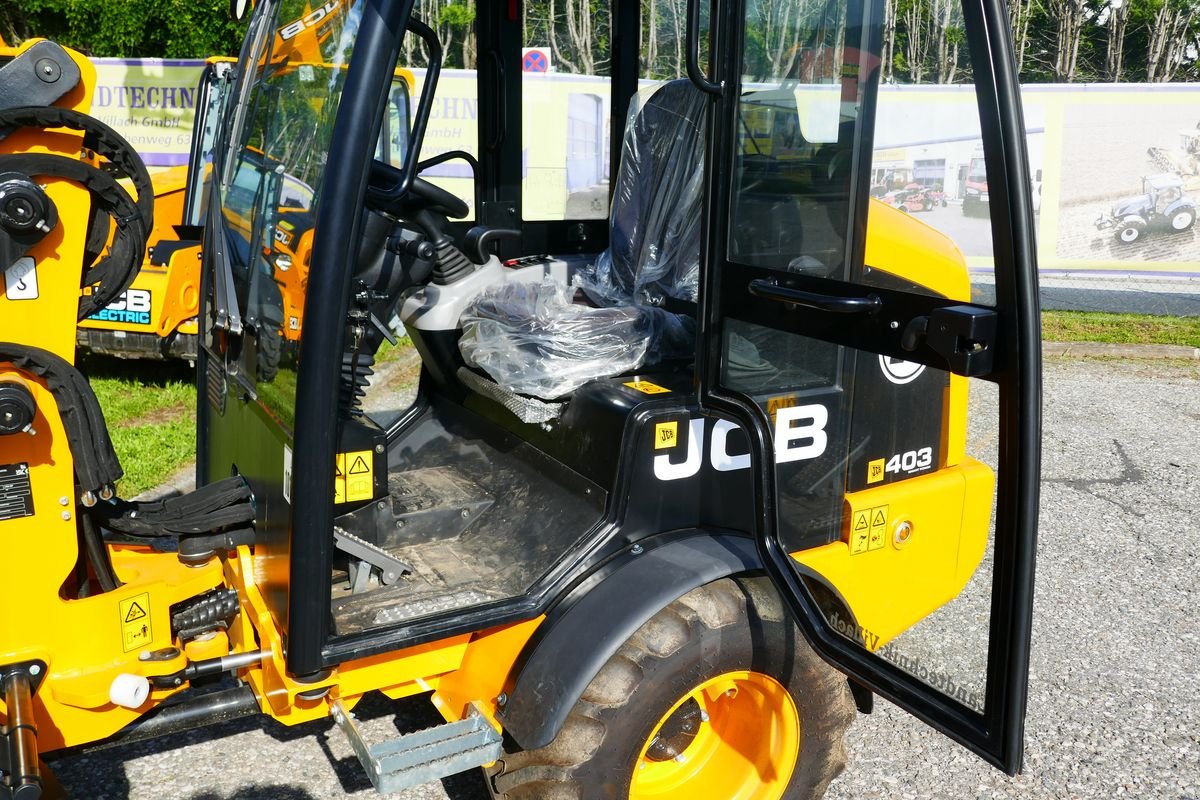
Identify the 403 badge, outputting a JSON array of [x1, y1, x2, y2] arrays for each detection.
[[867, 446, 934, 484]]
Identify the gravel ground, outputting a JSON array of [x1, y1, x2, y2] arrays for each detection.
[[46, 356, 1200, 800]]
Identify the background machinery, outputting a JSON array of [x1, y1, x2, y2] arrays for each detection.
[[0, 0, 1042, 797]]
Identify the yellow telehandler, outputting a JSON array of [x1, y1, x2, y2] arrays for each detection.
[[0, 0, 1041, 796]]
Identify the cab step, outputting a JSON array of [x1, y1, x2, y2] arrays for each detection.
[[331, 700, 502, 794]]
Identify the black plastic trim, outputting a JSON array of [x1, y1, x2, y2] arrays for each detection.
[[500, 531, 758, 749]]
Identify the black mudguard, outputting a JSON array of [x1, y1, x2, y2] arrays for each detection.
[[499, 530, 862, 750]]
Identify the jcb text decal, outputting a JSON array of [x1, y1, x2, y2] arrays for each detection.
[[279, 1, 340, 41], [653, 405, 828, 481], [89, 289, 153, 325]]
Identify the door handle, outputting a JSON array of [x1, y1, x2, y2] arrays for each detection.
[[748, 279, 883, 315], [685, 0, 722, 96]]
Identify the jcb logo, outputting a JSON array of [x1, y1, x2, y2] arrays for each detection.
[[108, 289, 152, 313], [279, 1, 339, 41], [653, 405, 828, 481]]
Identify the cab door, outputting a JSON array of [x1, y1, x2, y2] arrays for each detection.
[[693, 0, 1041, 774]]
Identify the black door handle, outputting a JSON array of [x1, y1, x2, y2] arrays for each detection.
[[748, 279, 883, 314], [686, 0, 722, 96]]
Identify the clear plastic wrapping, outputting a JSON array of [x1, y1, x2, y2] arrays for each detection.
[[459, 279, 693, 399], [457, 80, 706, 401], [578, 80, 708, 306]]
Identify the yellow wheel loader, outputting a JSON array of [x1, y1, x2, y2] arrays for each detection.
[[71, 58, 234, 365], [72, 55, 413, 366], [0, 0, 1042, 797]]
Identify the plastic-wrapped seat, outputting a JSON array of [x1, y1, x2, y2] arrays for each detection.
[[459, 80, 707, 400]]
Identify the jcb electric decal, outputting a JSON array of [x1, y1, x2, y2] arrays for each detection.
[[653, 405, 828, 481], [278, 2, 340, 41], [88, 289, 153, 325]]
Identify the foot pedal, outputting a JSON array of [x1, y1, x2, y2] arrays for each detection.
[[332, 700, 502, 794]]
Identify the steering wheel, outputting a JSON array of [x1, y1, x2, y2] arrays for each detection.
[[368, 160, 469, 220]]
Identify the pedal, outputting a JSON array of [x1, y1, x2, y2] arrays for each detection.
[[331, 700, 502, 794], [333, 527, 412, 594]]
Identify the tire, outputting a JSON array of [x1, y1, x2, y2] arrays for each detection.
[[256, 322, 282, 382], [1169, 208, 1195, 232], [923, 201, 933, 211], [488, 577, 856, 800], [1115, 219, 1145, 244]]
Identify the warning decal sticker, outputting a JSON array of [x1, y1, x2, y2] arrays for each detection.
[[0, 463, 34, 521], [623, 379, 671, 395], [849, 505, 889, 555], [850, 510, 870, 555], [335, 450, 374, 504], [119, 592, 153, 652], [868, 506, 889, 551]]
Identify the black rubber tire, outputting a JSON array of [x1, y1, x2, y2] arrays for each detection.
[[256, 323, 282, 382], [488, 577, 856, 800]]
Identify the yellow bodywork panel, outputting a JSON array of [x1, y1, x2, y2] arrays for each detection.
[[795, 458, 995, 650], [866, 199, 973, 469], [221, 547, 542, 729]]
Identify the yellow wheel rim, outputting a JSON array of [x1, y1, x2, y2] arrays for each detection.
[[630, 670, 800, 800]]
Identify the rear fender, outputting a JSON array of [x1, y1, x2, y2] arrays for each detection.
[[498, 530, 858, 750]]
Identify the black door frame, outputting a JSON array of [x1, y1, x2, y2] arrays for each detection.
[[693, 0, 1041, 774]]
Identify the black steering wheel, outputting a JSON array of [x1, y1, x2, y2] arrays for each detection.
[[368, 160, 469, 219]]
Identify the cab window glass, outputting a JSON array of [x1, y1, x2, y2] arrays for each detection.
[[728, 0, 855, 278], [521, 6, 613, 221], [218, 0, 362, 430]]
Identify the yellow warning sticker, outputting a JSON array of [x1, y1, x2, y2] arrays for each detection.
[[344, 450, 374, 502], [849, 510, 871, 555], [334, 452, 346, 504], [867, 458, 886, 484], [767, 394, 797, 425], [868, 505, 889, 551], [623, 379, 671, 395], [119, 592, 153, 652], [654, 421, 679, 449]]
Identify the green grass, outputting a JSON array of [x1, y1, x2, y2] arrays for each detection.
[[81, 355, 197, 496], [1041, 310, 1200, 348], [108, 416, 196, 496]]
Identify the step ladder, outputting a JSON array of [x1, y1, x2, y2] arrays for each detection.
[[331, 699, 503, 794]]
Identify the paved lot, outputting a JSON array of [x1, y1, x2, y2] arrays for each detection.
[[48, 357, 1200, 799]]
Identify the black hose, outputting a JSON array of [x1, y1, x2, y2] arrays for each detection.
[[80, 512, 119, 592]]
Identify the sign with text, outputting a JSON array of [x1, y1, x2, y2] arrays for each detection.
[[90, 58, 207, 167]]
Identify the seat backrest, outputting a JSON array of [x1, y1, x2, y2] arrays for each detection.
[[584, 79, 708, 306]]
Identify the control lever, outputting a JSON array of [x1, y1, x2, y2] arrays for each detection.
[[464, 226, 521, 264]]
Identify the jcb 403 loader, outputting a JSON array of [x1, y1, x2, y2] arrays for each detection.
[[0, 0, 1041, 796]]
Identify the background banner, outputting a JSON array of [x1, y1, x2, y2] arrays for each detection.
[[91, 58, 207, 167]]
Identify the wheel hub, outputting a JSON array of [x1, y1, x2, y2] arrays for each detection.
[[631, 670, 800, 800]]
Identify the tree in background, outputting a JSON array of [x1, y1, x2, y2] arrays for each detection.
[[3, 0, 1198, 83], [1, 0, 244, 59]]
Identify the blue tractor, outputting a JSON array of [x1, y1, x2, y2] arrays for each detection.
[[1096, 173, 1197, 244]]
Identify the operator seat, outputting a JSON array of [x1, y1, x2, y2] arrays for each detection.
[[458, 80, 708, 400]]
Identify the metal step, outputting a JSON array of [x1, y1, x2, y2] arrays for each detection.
[[332, 700, 502, 794]]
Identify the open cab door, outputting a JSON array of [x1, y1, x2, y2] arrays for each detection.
[[695, 0, 1040, 773]]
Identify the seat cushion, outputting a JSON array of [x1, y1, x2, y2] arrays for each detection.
[[459, 279, 692, 399]]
